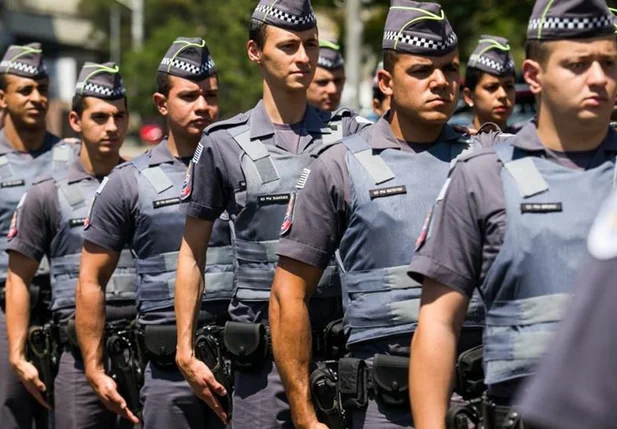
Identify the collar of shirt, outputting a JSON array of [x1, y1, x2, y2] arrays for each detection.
[[514, 120, 617, 154], [0, 129, 57, 156], [366, 113, 462, 151], [148, 137, 179, 166], [67, 158, 95, 184], [249, 99, 328, 140]]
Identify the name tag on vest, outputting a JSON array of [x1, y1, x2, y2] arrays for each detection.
[[1, 179, 25, 188], [69, 218, 86, 227], [258, 193, 291, 205], [369, 185, 407, 200], [521, 203, 562, 213], [153, 197, 181, 209]]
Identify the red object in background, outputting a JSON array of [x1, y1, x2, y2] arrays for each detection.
[[140, 124, 164, 144]]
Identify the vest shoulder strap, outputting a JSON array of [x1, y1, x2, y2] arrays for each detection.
[[229, 124, 280, 185], [51, 142, 75, 171], [57, 178, 86, 209], [140, 166, 174, 194], [342, 134, 395, 185], [494, 140, 549, 198]]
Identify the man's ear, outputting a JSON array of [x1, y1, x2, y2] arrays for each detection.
[[247, 40, 263, 65], [462, 87, 474, 107], [523, 59, 543, 96], [153, 93, 168, 117], [377, 69, 394, 97], [0, 89, 6, 110], [68, 111, 82, 134]]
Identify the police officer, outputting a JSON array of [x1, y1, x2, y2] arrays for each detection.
[[408, 1, 617, 428], [307, 40, 345, 111], [0, 42, 74, 429], [76, 38, 227, 429], [516, 191, 617, 429], [270, 2, 484, 428], [462, 36, 518, 132], [5, 62, 136, 429], [175, 0, 369, 426]]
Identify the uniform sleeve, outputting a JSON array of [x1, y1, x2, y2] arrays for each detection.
[[181, 136, 232, 221], [407, 159, 489, 297], [6, 181, 56, 261], [517, 255, 617, 429], [277, 145, 349, 269], [83, 169, 137, 252]]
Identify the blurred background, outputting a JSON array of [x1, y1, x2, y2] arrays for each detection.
[[2, 0, 616, 156]]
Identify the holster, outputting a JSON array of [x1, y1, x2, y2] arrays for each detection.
[[27, 323, 60, 406], [482, 396, 524, 429], [322, 318, 346, 360], [223, 321, 269, 372], [310, 361, 348, 429], [456, 345, 485, 400], [141, 324, 177, 368], [106, 327, 144, 418], [195, 326, 233, 416], [337, 357, 368, 411], [446, 402, 481, 429], [371, 354, 410, 410]]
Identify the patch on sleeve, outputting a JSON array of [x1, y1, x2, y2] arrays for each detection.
[[296, 168, 311, 189], [192, 143, 204, 164], [180, 161, 194, 201], [7, 194, 26, 240], [280, 192, 297, 236], [84, 177, 109, 230], [415, 206, 434, 251], [588, 192, 617, 260]]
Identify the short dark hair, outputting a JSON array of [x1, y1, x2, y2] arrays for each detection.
[[71, 94, 128, 117], [383, 49, 401, 74], [373, 86, 386, 103], [156, 71, 172, 96], [0, 75, 5, 91], [525, 40, 553, 66], [464, 67, 516, 92], [249, 19, 268, 50]]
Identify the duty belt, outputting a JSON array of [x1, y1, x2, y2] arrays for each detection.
[[482, 396, 525, 429]]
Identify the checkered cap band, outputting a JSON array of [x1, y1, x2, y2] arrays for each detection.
[[528, 15, 613, 33], [469, 54, 515, 74], [318, 57, 343, 69], [78, 82, 125, 98], [255, 4, 316, 26], [0, 60, 42, 76], [383, 31, 457, 52], [160, 57, 216, 76]]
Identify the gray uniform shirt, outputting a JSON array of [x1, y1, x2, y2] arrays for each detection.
[[182, 99, 368, 221], [277, 116, 464, 269], [82, 140, 200, 324], [407, 122, 617, 298]]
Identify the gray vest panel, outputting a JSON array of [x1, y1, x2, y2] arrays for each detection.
[[481, 139, 616, 386], [49, 171, 137, 311], [229, 118, 343, 324], [0, 141, 74, 283], [131, 153, 234, 314], [339, 133, 483, 346]]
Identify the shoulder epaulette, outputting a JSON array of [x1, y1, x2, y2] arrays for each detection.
[[204, 112, 250, 135], [32, 174, 55, 186], [457, 146, 498, 163]]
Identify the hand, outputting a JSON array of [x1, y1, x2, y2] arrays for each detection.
[[177, 353, 229, 423], [11, 358, 51, 410], [86, 370, 139, 424]]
